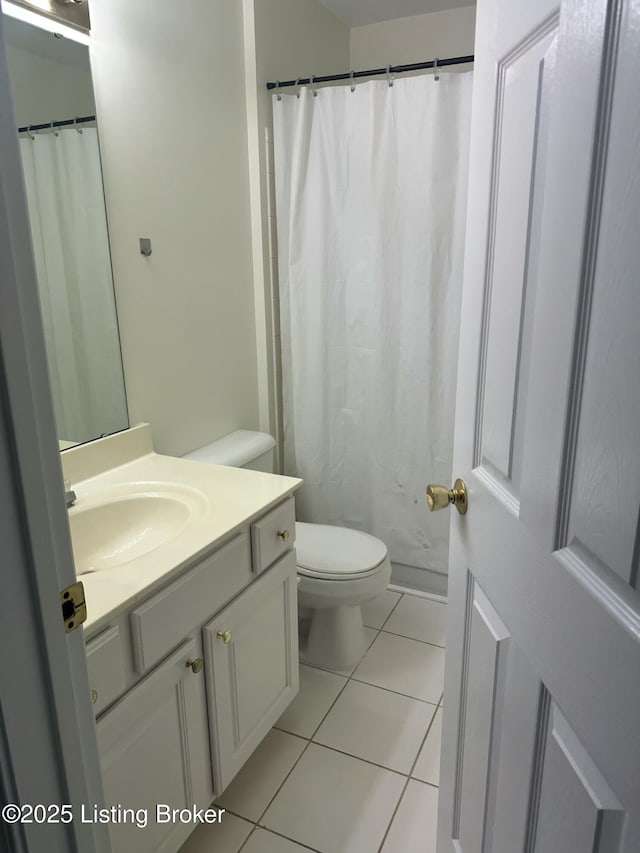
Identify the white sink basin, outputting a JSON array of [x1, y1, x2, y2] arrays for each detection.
[[69, 484, 208, 575]]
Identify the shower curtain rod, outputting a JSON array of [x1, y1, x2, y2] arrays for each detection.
[[17, 115, 96, 134], [266, 54, 474, 90]]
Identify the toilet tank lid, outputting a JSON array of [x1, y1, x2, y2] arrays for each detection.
[[183, 430, 276, 467]]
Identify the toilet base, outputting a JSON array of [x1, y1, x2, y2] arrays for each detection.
[[302, 604, 366, 671]]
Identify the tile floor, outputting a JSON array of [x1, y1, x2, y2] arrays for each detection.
[[179, 590, 446, 853]]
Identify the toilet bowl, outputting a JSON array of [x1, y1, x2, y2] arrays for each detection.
[[182, 431, 391, 671], [296, 522, 391, 670]]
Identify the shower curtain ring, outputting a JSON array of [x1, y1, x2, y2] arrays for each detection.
[[350, 70, 356, 92], [295, 79, 302, 98], [276, 81, 282, 101], [311, 74, 318, 97], [73, 116, 83, 134], [433, 57, 440, 81], [386, 64, 394, 87], [26, 125, 35, 140], [49, 120, 59, 137]]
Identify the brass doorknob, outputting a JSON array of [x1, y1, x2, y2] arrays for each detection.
[[277, 529, 291, 541], [426, 478, 468, 515], [186, 657, 203, 673], [216, 630, 232, 644]]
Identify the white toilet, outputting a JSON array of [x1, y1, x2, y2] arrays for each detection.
[[183, 430, 391, 670]]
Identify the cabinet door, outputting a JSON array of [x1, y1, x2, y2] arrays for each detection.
[[204, 551, 299, 792], [97, 637, 213, 853]]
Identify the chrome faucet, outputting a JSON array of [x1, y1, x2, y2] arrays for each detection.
[[64, 479, 77, 509]]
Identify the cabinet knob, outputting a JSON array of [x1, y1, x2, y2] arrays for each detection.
[[216, 630, 232, 644], [185, 657, 203, 673], [91, 689, 98, 705], [277, 529, 291, 542]]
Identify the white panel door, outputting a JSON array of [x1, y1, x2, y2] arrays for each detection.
[[438, 0, 640, 850]]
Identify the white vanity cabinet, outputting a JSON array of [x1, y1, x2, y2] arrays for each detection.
[[204, 550, 299, 791], [96, 637, 212, 853], [87, 496, 298, 853]]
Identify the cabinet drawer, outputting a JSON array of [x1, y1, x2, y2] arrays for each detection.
[[86, 625, 127, 716], [251, 497, 295, 574], [130, 532, 251, 673]]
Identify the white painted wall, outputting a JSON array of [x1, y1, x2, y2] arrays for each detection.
[[243, 0, 350, 469], [350, 5, 476, 68], [89, 0, 259, 457]]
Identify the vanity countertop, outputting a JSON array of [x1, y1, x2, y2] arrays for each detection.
[[64, 427, 301, 637]]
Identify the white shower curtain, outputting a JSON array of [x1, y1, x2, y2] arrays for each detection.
[[273, 73, 472, 576], [19, 128, 127, 445]]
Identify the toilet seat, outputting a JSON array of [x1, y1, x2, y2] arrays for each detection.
[[295, 522, 388, 580]]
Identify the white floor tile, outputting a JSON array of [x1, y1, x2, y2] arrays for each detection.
[[304, 626, 379, 677], [314, 680, 437, 774], [177, 812, 252, 853], [381, 779, 438, 853], [352, 631, 444, 703], [361, 590, 402, 629], [381, 780, 439, 853], [242, 827, 312, 852], [276, 665, 347, 738], [412, 708, 442, 785], [216, 730, 306, 822], [262, 743, 405, 852], [384, 595, 448, 647]]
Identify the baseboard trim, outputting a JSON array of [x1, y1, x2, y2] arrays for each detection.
[[390, 562, 448, 599]]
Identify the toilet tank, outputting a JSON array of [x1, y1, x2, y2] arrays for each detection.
[[182, 430, 276, 472]]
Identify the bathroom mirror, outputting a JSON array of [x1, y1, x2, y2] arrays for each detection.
[[2, 14, 128, 449]]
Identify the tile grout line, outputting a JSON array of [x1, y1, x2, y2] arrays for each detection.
[[378, 627, 446, 650], [236, 591, 444, 852], [239, 821, 323, 853], [376, 776, 411, 853], [300, 660, 441, 706], [236, 627, 387, 846], [377, 590, 447, 648], [376, 702, 441, 853], [243, 617, 389, 847], [376, 590, 405, 632], [252, 737, 312, 829], [407, 701, 440, 779], [306, 739, 414, 777], [349, 673, 442, 705], [375, 590, 443, 851]]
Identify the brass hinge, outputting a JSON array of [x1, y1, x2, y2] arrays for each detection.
[[60, 581, 87, 633]]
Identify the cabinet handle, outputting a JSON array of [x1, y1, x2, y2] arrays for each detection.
[[216, 630, 232, 644], [277, 529, 291, 542], [185, 657, 203, 673], [91, 689, 98, 705]]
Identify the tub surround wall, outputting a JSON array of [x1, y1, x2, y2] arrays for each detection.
[[90, 0, 259, 458], [349, 5, 476, 69]]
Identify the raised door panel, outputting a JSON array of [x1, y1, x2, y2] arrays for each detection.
[[475, 14, 559, 508], [532, 702, 624, 852], [450, 576, 628, 853], [553, 1, 640, 591], [453, 578, 510, 853], [97, 638, 213, 853], [204, 551, 299, 793]]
